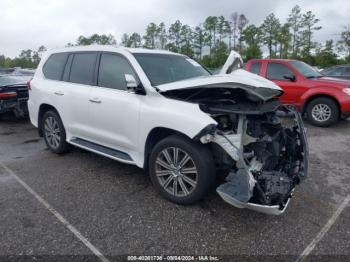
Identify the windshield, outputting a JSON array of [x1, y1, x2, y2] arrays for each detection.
[[133, 53, 210, 86], [288, 60, 322, 78], [0, 75, 31, 87]]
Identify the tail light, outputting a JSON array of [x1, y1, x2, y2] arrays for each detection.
[[0, 92, 17, 99], [27, 79, 32, 90]]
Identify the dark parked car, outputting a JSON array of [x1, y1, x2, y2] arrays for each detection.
[[321, 65, 350, 80], [0, 74, 32, 118]]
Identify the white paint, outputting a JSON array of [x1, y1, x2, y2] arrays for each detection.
[[0, 162, 110, 262], [296, 195, 350, 262]]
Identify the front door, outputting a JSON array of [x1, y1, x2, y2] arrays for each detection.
[[88, 53, 142, 154], [265, 62, 303, 105]]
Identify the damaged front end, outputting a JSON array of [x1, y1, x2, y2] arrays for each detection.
[[162, 86, 308, 215], [203, 100, 308, 215]]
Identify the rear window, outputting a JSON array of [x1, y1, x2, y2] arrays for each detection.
[[250, 62, 262, 75], [69, 53, 97, 85], [43, 53, 68, 81]]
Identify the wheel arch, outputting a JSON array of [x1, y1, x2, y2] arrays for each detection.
[[143, 127, 191, 169], [301, 94, 341, 117], [37, 104, 59, 137]]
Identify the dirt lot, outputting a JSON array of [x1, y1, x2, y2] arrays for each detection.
[[0, 117, 349, 261]]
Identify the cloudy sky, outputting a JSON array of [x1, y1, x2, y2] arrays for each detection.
[[0, 0, 349, 57]]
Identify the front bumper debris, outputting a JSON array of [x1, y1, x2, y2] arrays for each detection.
[[216, 108, 309, 215]]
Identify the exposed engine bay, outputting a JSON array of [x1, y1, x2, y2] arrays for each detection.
[[162, 87, 308, 215]]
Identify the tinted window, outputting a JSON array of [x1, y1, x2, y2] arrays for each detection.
[[134, 53, 210, 86], [69, 53, 97, 85], [43, 53, 68, 80], [250, 62, 262, 75], [344, 67, 350, 75], [98, 53, 137, 90], [267, 63, 294, 80], [323, 67, 341, 76]]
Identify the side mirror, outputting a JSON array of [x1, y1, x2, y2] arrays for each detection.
[[283, 74, 296, 82], [125, 74, 138, 90], [124, 74, 145, 95]]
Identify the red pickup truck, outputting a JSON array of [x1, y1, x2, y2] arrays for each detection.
[[245, 59, 350, 127]]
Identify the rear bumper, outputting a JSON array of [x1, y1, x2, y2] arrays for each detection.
[[0, 98, 28, 116]]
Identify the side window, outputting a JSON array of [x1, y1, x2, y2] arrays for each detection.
[[98, 53, 137, 90], [266, 63, 294, 80], [327, 67, 344, 76], [43, 53, 68, 80], [69, 53, 97, 85], [344, 67, 350, 75], [250, 62, 262, 75]]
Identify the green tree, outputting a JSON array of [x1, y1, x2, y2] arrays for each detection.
[[300, 11, 322, 62], [76, 34, 116, 45], [237, 14, 249, 53], [157, 22, 167, 49], [0, 55, 5, 67], [338, 25, 350, 60], [217, 16, 230, 43], [276, 23, 291, 58], [287, 5, 303, 57], [241, 25, 263, 60], [193, 25, 207, 59], [204, 16, 218, 56], [168, 20, 183, 52], [314, 40, 338, 67], [180, 25, 194, 57], [143, 22, 158, 49], [121, 33, 132, 47], [230, 12, 239, 50], [261, 13, 281, 58]]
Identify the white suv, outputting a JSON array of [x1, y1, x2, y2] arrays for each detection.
[[28, 46, 308, 215]]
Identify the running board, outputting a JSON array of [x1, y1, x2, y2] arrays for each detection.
[[69, 137, 134, 163]]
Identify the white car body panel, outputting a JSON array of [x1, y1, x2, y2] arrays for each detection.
[[28, 46, 216, 167]]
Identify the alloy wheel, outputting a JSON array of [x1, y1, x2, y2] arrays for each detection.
[[44, 116, 61, 149], [155, 147, 198, 197], [311, 103, 331, 122]]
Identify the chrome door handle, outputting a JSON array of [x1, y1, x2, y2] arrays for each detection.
[[54, 91, 64, 96], [89, 97, 101, 103]]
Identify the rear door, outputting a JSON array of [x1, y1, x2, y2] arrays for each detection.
[[87, 52, 142, 154], [60, 52, 98, 139]]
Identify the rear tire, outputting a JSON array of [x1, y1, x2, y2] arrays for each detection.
[[306, 97, 339, 127], [149, 135, 215, 205], [42, 110, 71, 154]]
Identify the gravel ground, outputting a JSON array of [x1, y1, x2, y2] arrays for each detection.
[[0, 117, 349, 261]]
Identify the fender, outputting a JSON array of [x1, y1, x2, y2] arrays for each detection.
[[300, 86, 342, 112]]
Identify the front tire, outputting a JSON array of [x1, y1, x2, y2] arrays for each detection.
[[306, 97, 339, 127], [42, 110, 71, 154], [149, 135, 215, 205]]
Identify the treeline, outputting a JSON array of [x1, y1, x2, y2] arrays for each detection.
[[120, 5, 350, 68], [1, 5, 350, 69], [0, 46, 47, 69]]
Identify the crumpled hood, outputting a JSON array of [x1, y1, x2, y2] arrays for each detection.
[[157, 69, 284, 101]]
